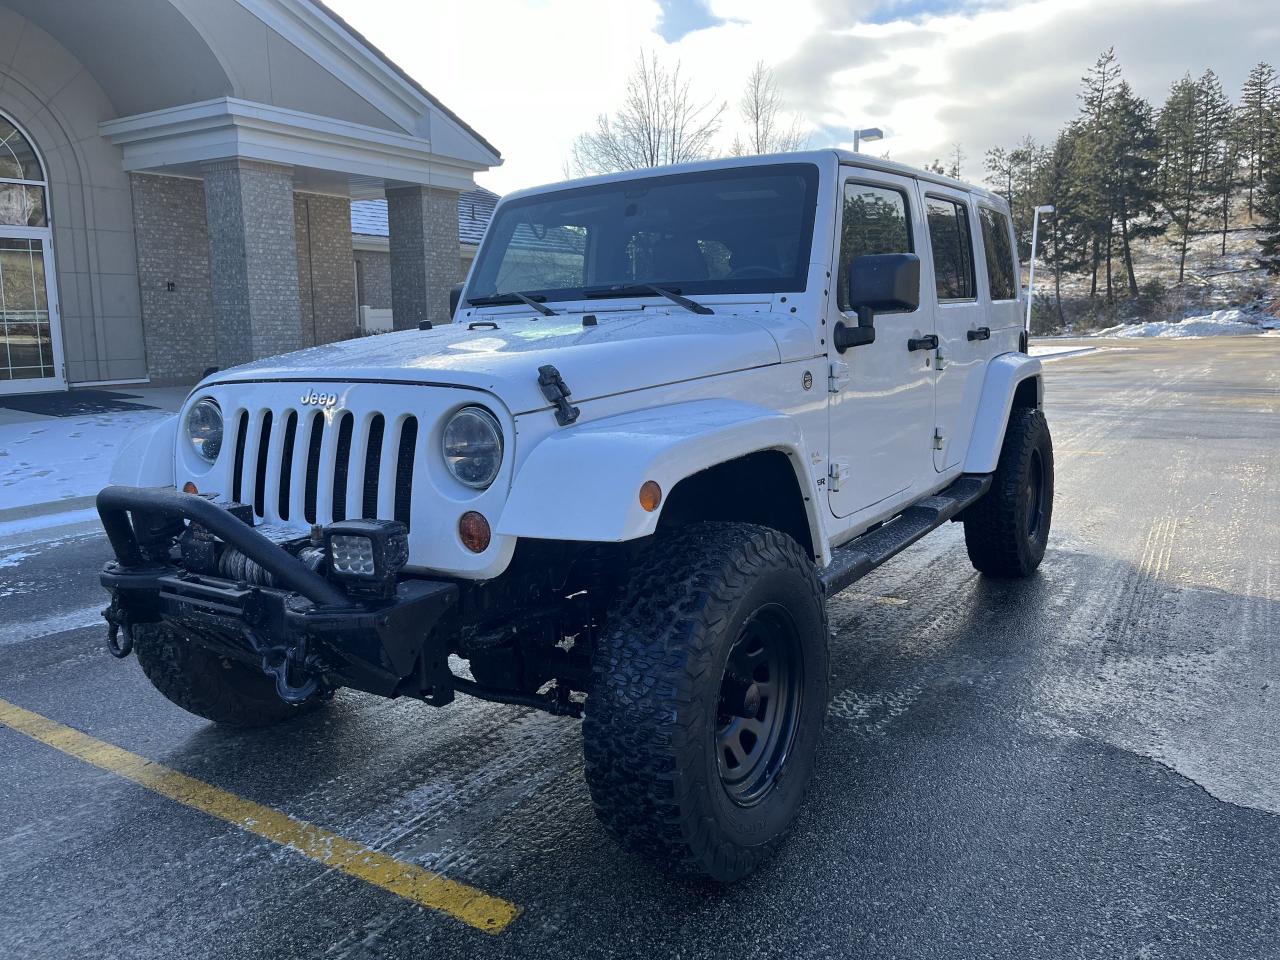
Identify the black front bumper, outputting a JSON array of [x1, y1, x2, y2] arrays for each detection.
[[97, 486, 458, 703]]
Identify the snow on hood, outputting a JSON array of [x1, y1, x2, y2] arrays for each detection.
[[204, 309, 794, 414]]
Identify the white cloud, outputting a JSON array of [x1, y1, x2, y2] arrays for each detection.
[[324, 0, 1280, 193]]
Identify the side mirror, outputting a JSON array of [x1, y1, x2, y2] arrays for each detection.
[[449, 282, 464, 318], [834, 253, 921, 352]]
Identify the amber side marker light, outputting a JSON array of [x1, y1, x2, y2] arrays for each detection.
[[639, 480, 662, 512], [459, 511, 491, 553], [182, 481, 199, 494]]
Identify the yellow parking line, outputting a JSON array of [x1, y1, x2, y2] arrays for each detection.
[[0, 697, 520, 934]]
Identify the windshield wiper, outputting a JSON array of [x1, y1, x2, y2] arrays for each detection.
[[582, 284, 713, 315], [466, 291, 557, 316]]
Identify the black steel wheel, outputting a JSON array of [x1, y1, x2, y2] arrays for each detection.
[[963, 405, 1054, 577], [715, 604, 803, 806], [1025, 446, 1047, 541], [583, 523, 828, 881]]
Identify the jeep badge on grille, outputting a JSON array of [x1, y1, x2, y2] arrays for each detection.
[[300, 391, 337, 406]]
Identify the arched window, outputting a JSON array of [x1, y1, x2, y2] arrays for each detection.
[[0, 116, 47, 227], [1, 112, 60, 391]]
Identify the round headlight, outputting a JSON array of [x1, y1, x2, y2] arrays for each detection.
[[186, 397, 224, 464], [442, 406, 503, 489]]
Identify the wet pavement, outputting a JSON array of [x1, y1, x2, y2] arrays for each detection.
[[1, 337, 1277, 959]]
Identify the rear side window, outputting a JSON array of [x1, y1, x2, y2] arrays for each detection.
[[837, 182, 912, 312], [978, 207, 1017, 301], [925, 196, 975, 301]]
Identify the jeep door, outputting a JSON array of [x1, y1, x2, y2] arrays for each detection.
[[826, 169, 936, 520], [923, 188, 989, 472]]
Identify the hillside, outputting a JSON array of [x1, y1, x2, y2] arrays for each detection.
[[1030, 197, 1280, 335]]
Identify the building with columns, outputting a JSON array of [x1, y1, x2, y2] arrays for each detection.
[[0, 0, 500, 395]]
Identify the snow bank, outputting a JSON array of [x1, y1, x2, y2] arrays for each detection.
[[1095, 308, 1274, 339], [0, 411, 171, 511]]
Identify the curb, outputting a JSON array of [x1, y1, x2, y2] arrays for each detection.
[[0, 495, 99, 526]]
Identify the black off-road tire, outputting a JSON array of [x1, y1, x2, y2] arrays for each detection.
[[133, 623, 326, 727], [583, 523, 829, 882], [963, 406, 1054, 578]]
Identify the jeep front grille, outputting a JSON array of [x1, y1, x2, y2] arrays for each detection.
[[227, 406, 419, 532]]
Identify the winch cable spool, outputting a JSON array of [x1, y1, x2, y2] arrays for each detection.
[[218, 545, 275, 586]]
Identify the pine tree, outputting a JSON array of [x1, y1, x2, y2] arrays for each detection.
[[1157, 75, 1203, 284], [1258, 148, 1280, 273], [985, 146, 1014, 201], [1196, 70, 1236, 255], [1108, 82, 1164, 295], [1074, 48, 1124, 300], [984, 137, 1047, 257], [1008, 136, 1049, 255], [1033, 128, 1090, 325], [1237, 62, 1278, 219]]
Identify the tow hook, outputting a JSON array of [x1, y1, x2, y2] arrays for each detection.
[[244, 628, 321, 704], [102, 598, 134, 659]]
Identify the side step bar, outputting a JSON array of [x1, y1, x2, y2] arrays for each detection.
[[820, 474, 992, 598]]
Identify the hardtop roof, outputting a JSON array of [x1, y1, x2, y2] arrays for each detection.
[[500, 149, 1007, 210]]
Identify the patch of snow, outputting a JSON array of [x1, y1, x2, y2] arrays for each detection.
[[1030, 345, 1097, 361], [1094, 308, 1268, 339], [0, 549, 36, 569], [828, 683, 922, 734], [0, 411, 169, 511], [2, 604, 105, 645]]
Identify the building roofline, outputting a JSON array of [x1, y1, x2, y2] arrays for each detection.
[[306, 0, 501, 160]]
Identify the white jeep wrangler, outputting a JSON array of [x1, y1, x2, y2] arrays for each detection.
[[98, 150, 1051, 881]]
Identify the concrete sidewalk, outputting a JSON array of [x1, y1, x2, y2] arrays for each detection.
[[0, 386, 187, 529]]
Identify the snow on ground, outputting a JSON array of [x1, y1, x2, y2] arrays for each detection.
[[0, 410, 171, 511], [1029, 344, 1098, 361], [1094, 308, 1277, 339]]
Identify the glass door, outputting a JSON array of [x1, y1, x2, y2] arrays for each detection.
[[1, 237, 60, 389], [1, 114, 63, 394]]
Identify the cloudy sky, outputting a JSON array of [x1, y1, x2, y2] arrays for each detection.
[[325, 0, 1276, 195]]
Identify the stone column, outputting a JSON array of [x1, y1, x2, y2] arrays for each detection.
[[386, 184, 461, 329], [203, 160, 303, 368], [294, 192, 358, 346]]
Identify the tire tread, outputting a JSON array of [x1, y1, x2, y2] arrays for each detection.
[[582, 522, 827, 880]]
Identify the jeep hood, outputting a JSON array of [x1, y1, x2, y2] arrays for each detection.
[[204, 310, 794, 414]]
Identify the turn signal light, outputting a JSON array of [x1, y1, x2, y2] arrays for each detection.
[[639, 480, 662, 512], [182, 481, 198, 494], [459, 511, 491, 553]]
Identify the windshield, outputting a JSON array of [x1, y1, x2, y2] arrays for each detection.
[[468, 163, 820, 304]]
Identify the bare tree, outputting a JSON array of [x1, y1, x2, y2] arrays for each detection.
[[569, 51, 726, 175], [730, 61, 808, 156], [948, 142, 966, 179]]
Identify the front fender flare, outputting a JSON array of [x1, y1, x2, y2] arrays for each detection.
[[498, 400, 823, 553], [109, 414, 177, 488], [963, 352, 1043, 474]]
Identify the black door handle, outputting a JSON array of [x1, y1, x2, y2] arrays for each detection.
[[907, 334, 938, 352], [967, 326, 991, 341]]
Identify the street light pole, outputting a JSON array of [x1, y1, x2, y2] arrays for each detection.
[[1025, 204, 1055, 336], [853, 127, 884, 152]]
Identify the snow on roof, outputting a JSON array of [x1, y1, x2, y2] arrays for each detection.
[[351, 187, 499, 246]]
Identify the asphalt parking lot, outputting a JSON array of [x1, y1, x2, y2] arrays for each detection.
[[2, 336, 1277, 959]]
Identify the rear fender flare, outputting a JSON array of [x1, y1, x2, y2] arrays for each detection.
[[963, 353, 1044, 474]]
